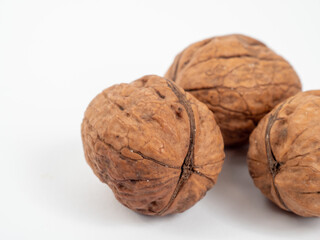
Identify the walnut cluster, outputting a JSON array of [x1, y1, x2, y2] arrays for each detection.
[[81, 75, 224, 216], [81, 34, 319, 217], [248, 91, 320, 217], [165, 34, 301, 146]]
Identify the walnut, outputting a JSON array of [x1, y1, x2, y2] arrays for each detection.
[[81, 75, 225, 216], [165, 34, 302, 146], [247, 91, 320, 217]]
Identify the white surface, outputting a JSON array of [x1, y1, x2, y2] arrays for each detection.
[[1, 0, 320, 239]]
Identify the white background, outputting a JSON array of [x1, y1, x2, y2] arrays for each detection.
[[1, 0, 320, 239]]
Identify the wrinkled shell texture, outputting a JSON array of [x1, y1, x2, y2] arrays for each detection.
[[248, 91, 320, 217], [81, 75, 225, 216], [165, 34, 302, 146]]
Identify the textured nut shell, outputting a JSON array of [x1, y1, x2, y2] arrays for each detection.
[[248, 91, 320, 217], [165, 34, 302, 146], [81, 75, 225, 216]]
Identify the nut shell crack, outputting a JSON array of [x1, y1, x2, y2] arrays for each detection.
[[265, 101, 290, 211], [158, 80, 196, 215]]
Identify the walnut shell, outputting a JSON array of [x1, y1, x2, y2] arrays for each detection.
[[165, 34, 302, 146], [248, 91, 320, 217], [81, 75, 225, 216]]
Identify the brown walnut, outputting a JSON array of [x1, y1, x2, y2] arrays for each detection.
[[165, 34, 302, 146], [248, 91, 320, 217], [81, 75, 225, 216]]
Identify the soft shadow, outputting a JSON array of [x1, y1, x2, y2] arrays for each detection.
[[25, 137, 160, 226], [205, 144, 319, 234], [26, 137, 320, 235]]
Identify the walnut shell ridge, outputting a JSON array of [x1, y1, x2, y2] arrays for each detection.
[[248, 91, 320, 217], [165, 34, 302, 146], [81, 75, 225, 216]]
